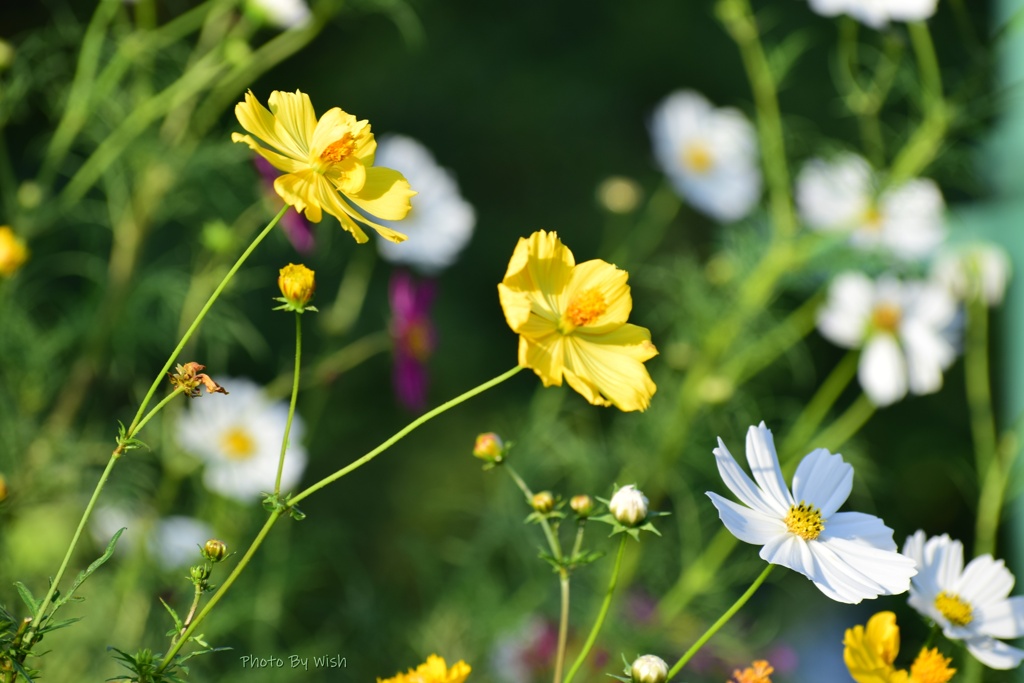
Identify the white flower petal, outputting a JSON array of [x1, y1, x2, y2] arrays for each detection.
[[745, 423, 794, 511], [814, 535, 916, 598], [796, 154, 872, 231], [791, 448, 852, 517], [901, 321, 954, 395], [713, 437, 784, 516], [958, 555, 1016, 607], [964, 635, 1024, 670], [975, 597, 1024, 639], [859, 334, 908, 406], [817, 272, 874, 348], [825, 511, 899, 550], [706, 492, 787, 545]]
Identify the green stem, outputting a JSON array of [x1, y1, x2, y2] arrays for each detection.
[[23, 452, 121, 648], [160, 365, 525, 670], [808, 393, 876, 454], [288, 366, 524, 507], [780, 351, 859, 461], [554, 574, 570, 683], [658, 526, 739, 620], [562, 535, 628, 683], [159, 510, 283, 671], [974, 430, 1020, 558], [965, 298, 998, 478], [275, 313, 303, 496], [716, 0, 797, 238], [890, 23, 948, 186], [132, 388, 185, 437], [666, 564, 775, 679], [175, 584, 204, 644], [127, 205, 288, 435]]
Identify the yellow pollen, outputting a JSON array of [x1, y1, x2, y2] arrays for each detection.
[[682, 142, 714, 174], [731, 660, 774, 683], [909, 647, 956, 683], [871, 304, 902, 333], [220, 426, 256, 461], [319, 134, 355, 165], [564, 288, 607, 328], [934, 591, 973, 627], [784, 502, 824, 540]]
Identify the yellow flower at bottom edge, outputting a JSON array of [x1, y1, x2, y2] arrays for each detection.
[[377, 654, 471, 683], [844, 612, 955, 683], [232, 89, 415, 244], [0, 226, 28, 277], [497, 230, 658, 412]]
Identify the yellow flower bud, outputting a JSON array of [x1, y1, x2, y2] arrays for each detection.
[[473, 432, 505, 462], [531, 491, 555, 514], [0, 227, 28, 277], [202, 539, 227, 563], [570, 494, 594, 517], [277, 263, 316, 312]]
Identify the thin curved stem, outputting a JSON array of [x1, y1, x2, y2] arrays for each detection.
[[562, 535, 628, 683], [667, 564, 775, 679], [275, 313, 303, 496]]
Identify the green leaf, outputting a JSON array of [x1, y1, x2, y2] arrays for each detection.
[[55, 527, 124, 609], [39, 616, 82, 634], [14, 581, 39, 613], [158, 597, 184, 632]]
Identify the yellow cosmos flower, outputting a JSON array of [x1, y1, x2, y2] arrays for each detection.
[[844, 612, 955, 683], [0, 226, 28, 277], [232, 90, 415, 244], [377, 654, 471, 683], [497, 230, 657, 412]]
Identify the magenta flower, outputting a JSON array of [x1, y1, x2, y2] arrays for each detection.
[[254, 157, 315, 254], [389, 270, 438, 411]]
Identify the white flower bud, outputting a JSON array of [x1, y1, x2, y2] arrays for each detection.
[[631, 654, 668, 683], [609, 484, 649, 527]]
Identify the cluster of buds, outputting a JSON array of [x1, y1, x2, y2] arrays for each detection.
[[189, 564, 213, 592], [275, 263, 317, 313], [168, 362, 228, 399], [189, 539, 228, 592]]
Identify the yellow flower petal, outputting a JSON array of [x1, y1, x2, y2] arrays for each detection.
[[563, 330, 657, 411], [377, 654, 471, 683], [235, 90, 306, 160], [274, 170, 323, 221], [348, 166, 416, 221], [519, 332, 566, 387], [268, 90, 316, 157], [231, 133, 305, 174], [844, 612, 911, 683], [563, 258, 632, 330]]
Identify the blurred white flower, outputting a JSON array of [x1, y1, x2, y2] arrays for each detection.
[[177, 378, 307, 502], [151, 516, 214, 569], [903, 531, 1024, 669], [932, 242, 1012, 306], [806, 0, 938, 28], [707, 422, 916, 604], [650, 90, 761, 222], [91, 509, 214, 570], [796, 153, 945, 260], [374, 134, 475, 275], [245, 0, 311, 28], [818, 272, 957, 406]]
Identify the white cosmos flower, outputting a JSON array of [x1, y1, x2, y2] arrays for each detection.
[[245, 0, 311, 28], [807, 0, 938, 28], [903, 531, 1024, 669], [650, 90, 761, 222], [177, 377, 307, 502], [374, 134, 475, 275], [796, 153, 946, 260], [706, 422, 916, 604], [817, 271, 957, 406], [932, 242, 1012, 307]]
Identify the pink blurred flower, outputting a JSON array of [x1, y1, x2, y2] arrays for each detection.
[[389, 270, 438, 411]]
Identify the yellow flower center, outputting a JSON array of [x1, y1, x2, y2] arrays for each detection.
[[681, 142, 714, 174], [784, 501, 824, 540], [862, 205, 884, 231], [220, 426, 257, 461], [563, 288, 607, 329], [909, 647, 956, 683], [319, 134, 356, 166], [934, 591, 973, 626], [871, 304, 902, 333]]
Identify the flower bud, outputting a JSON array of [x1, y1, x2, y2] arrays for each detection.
[[473, 432, 505, 463], [202, 539, 227, 563], [570, 494, 594, 517], [277, 263, 316, 312], [0, 227, 28, 278], [531, 491, 555, 513], [631, 655, 668, 683], [609, 485, 649, 527], [190, 564, 212, 584]]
